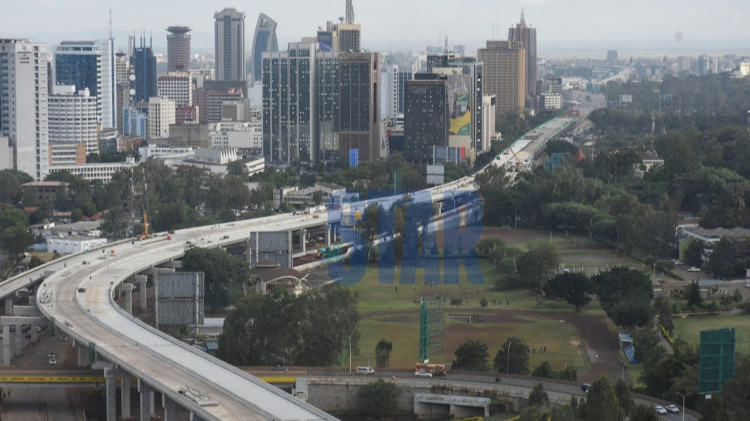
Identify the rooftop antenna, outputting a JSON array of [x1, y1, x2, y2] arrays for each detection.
[[108, 8, 112, 39]]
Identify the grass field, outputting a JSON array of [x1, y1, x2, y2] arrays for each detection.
[[673, 315, 750, 352], [339, 229, 640, 380]]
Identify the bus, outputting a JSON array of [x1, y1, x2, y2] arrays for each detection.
[[415, 362, 447, 376]]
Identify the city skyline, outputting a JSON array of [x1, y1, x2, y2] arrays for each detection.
[[2, 0, 749, 54]]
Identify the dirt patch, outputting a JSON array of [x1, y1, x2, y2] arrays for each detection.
[[570, 340, 584, 364], [477, 228, 550, 246]]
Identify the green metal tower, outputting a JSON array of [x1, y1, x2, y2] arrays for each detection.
[[419, 300, 429, 362]]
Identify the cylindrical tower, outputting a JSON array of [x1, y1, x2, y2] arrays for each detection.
[[166, 26, 191, 72]]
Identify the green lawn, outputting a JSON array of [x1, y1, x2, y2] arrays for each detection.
[[673, 315, 750, 354]]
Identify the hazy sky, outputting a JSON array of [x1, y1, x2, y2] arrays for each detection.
[[2, 0, 749, 53]]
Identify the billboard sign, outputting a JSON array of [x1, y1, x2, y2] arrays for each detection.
[[447, 74, 472, 136], [318, 32, 334, 52], [349, 149, 359, 168], [698, 328, 736, 394]]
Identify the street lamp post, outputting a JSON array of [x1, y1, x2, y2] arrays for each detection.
[[506, 342, 512, 377], [674, 392, 693, 421]]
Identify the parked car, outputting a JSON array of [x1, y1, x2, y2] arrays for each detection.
[[666, 404, 680, 414], [48, 357, 57, 365], [688, 267, 701, 272], [414, 370, 432, 378], [580, 383, 590, 393], [60, 335, 68, 341], [356, 366, 375, 375], [655, 406, 668, 415], [48, 352, 55, 359]]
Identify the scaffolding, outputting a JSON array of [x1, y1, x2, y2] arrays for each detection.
[[419, 297, 444, 362], [698, 328, 736, 394]]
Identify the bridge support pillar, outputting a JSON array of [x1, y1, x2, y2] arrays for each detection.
[[154, 271, 159, 329], [117, 283, 135, 315], [163, 394, 176, 421], [135, 275, 147, 312], [1, 325, 9, 366], [245, 239, 252, 263], [4, 297, 12, 316], [104, 367, 117, 421], [138, 379, 153, 421], [14, 324, 22, 356], [190, 413, 205, 421], [30, 325, 38, 343], [299, 229, 307, 254], [77, 343, 88, 367], [288, 231, 293, 268], [326, 228, 331, 246], [121, 375, 131, 418]]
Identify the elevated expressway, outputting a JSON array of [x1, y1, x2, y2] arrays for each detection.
[[0, 117, 577, 421]]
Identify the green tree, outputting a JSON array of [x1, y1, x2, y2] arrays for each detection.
[[519, 407, 548, 421], [452, 339, 489, 371], [528, 383, 549, 408], [356, 378, 399, 419], [592, 267, 653, 329], [375, 340, 393, 368], [531, 361, 554, 379], [226, 160, 249, 177], [543, 272, 593, 311], [581, 376, 622, 421], [357, 205, 381, 263], [632, 324, 666, 367], [614, 379, 635, 418], [517, 243, 559, 293], [181, 247, 251, 309], [100, 205, 129, 240], [685, 281, 703, 308], [493, 337, 530, 375], [709, 238, 740, 279], [479, 298, 488, 308], [630, 404, 659, 421], [684, 241, 703, 267], [0, 208, 32, 254], [0, 169, 32, 206], [658, 298, 675, 335]]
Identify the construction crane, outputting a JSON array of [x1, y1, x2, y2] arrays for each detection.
[[509, 148, 524, 170], [139, 211, 150, 240]]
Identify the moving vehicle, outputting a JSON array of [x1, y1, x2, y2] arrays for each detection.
[[688, 267, 701, 272], [655, 406, 667, 415], [415, 362, 447, 376], [580, 383, 590, 393], [60, 335, 68, 341], [356, 366, 375, 375], [48, 352, 55, 359], [414, 370, 432, 378], [49, 357, 57, 365], [666, 405, 680, 414]]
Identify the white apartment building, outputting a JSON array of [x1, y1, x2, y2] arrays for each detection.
[[48, 156, 136, 182], [481, 95, 496, 152], [47, 236, 108, 254], [48, 85, 99, 166], [209, 121, 262, 152], [148, 97, 176, 139], [0, 39, 50, 181], [380, 63, 399, 120], [157, 72, 192, 106], [138, 145, 194, 162]]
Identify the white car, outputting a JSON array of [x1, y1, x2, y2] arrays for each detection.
[[687, 267, 701, 272], [655, 406, 667, 415], [666, 405, 680, 414], [48, 357, 57, 365], [48, 352, 55, 359], [414, 370, 433, 378]]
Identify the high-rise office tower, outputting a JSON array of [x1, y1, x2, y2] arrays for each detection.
[[158, 72, 192, 106], [148, 97, 176, 139], [607, 50, 618, 64], [214, 8, 246, 81], [338, 52, 381, 162], [0, 39, 50, 180], [404, 74, 448, 163], [122, 106, 147, 138], [133, 37, 157, 104], [48, 85, 98, 166], [316, 52, 340, 162], [380, 64, 399, 120], [166, 26, 191, 72], [54, 40, 117, 129], [251, 14, 278, 81], [397, 69, 414, 115], [508, 10, 537, 99], [115, 52, 130, 134], [262, 43, 316, 164], [338, 0, 361, 53], [478, 40, 526, 119]]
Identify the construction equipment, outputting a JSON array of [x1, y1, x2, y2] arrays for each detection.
[[139, 211, 150, 240], [509, 148, 523, 169]]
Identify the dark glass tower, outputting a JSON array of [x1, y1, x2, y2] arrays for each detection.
[[133, 37, 157, 103], [251, 14, 278, 81]]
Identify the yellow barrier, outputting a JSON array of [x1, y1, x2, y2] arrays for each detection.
[[659, 325, 675, 345], [0, 376, 296, 384], [257, 377, 296, 384]]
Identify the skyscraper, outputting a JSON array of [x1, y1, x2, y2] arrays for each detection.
[[338, 0, 361, 53], [166, 26, 191, 72], [148, 97, 176, 139], [0, 39, 50, 180], [54, 40, 117, 129], [508, 10, 537, 100], [316, 52, 340, 163], [48, 85, 98, 166], [214, 8, 246, 81], [404, 75, 448, 163], [478, 41, 526, 119], [380, 64, 399, 120], [251, 14, 278, 81], [262, 43, 316, 164], [338, 52, 381, 162], [133, 37, 157, 104]]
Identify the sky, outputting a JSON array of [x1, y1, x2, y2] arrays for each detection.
[[2, 0, 749, 54]]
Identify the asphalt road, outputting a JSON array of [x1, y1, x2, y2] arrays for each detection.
[[1, 332, 84, 421]]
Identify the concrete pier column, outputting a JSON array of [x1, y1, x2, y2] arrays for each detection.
[[4, 298, 12, 316], [154, 271, 159, 329], [121, 375, 131, 418], [135, 275, 148, 312], [288, 231, 293, 268], [150, 391, 157, 416], [138, 379, 153, 421], [190, 413, 206, 421], [326, 228, 331, 246], [163, 394, 177, 421], [245, 239, 252, 263], [30, 326, 38, 343], [77, 344, 88, 367], [117, 283, 135, 315], [104, 368, 117, 421], [14, 325, 22, 356], [299, 229, 307, 253], [2, 325, 10, 366]]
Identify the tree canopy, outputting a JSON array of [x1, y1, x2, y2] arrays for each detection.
[[452, 339, 489, 371]]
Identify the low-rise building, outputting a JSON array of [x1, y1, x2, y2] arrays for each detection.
[[48, 157, 137, 182], [273, 182, 344, 208], [47, 236, 107, 254], [209, 121, 262, 154], [22, 181, 68, 208]]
